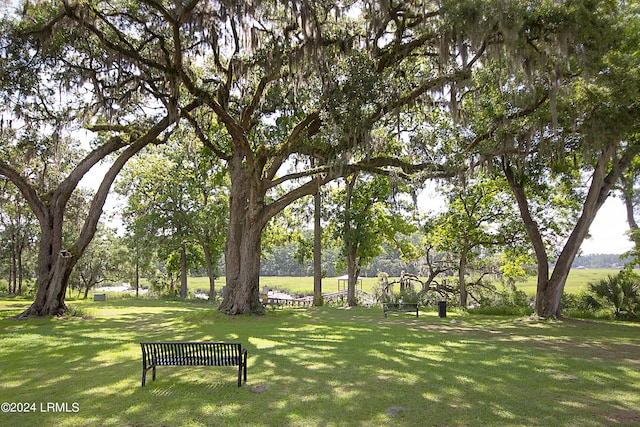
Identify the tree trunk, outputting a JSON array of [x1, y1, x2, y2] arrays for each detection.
[[502, 160, 550, 314], [7, 264, 13, 294], [134, 259, 139, 297], [219, 152, 265, 314], [542, 147, 629, 317], [344, 175, 358, 306], [620, 174, 638, 230], [346, 247, 358, 306], [19, 249, 75, 318], [17, 240, 23, 295], [180, 242, 188, 298], [11, 248, 17, 294], [313, 185, 323, 306], [458, 246, 468, 307], [203, 245, 216, 302], [8, 112, 180, 318], [216, 123, 335, 314], [221, 223, 263, 314], [503, 145, 631, 318], [17, 207, 75, 318]]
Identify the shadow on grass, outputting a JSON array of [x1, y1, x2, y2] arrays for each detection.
[[1, 300, 639, 426]]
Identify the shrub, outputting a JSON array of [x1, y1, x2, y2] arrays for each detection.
[[467, 306, 534, 316], [465, 280, 534, 316], [587, 270, 640, 319]]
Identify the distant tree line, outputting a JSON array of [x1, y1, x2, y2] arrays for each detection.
[[258, 239, 629, 278], [571, 254, 627, 270]]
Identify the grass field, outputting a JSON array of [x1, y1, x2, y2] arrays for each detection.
[[185, 269, 622, 297], [0, 298, 638, 426], [1, 269, 621, 300], [516, 269, 622, 296]]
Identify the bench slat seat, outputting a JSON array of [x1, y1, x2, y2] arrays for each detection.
[[383, 303, 419, 317], [140, 342, 247, 387]]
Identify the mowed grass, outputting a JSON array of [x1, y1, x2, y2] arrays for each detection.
[[187, 269, 622, 297], [1, 298, 639, 427], [516, 269, 622, 296], [186, 276, 381, 295]]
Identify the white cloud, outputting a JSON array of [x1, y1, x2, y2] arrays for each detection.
[[581, 197, 633, 255]]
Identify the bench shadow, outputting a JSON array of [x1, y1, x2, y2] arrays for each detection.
[[1, 301, 639, 426]]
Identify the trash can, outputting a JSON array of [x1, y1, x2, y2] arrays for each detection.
[[438, 301, 447, 318]]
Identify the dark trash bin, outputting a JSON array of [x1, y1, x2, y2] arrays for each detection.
[[438, 301, 447, 318]]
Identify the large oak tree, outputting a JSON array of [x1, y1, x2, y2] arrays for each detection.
[[463, 1, 640, 317], [0, 6, 193, 316], [40, 0, 490, 314], [5, 0, 630, 317]]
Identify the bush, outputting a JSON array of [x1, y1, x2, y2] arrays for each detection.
[[148, 273, 179, 298], [379, 288, 415, 305], [586, 270, 640, 320], [465, 280, 533, 316], [561, 291, 602, 313], [467, 306, 534, 316]]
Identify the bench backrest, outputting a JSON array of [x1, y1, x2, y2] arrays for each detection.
[[384, 303, 418, 308], [140, 342, 243, 367]]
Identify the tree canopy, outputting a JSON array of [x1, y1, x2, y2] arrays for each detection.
[[0, 0, 638, 317]]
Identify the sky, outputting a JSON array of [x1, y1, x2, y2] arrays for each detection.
[[580, 196, 633, 255], [416, 184, 634, 256]]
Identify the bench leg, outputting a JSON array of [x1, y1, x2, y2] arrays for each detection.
[[238, 351, 248, 386], [243, 354, 247, 383], [142, 366, 155, 386]]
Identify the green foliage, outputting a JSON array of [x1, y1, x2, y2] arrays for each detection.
[[467, 305, 534, 316], [59, 304, 92, 319], [2, 0, 638, 318], [325, 173, 418, 278], [147, 272, 178, 298], [116, 140, 228, 287], [465, 279, 534, 316], [587, 270, 640, 319], [559, 291, 611, 320], [69, 226, 122, 298], [382, 287, 421, 305], [425, 173, 528, 305], [500, 250, 536, 280]]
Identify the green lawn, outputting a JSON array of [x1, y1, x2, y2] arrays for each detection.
[[186, 269, 623, 297], [1, 298, 639, 426], [4, 269, 619, 299], [516, 268, 621, 296], [187, 276, 382, 295]]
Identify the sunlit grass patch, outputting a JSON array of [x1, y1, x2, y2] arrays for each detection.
[[0, 299, 639, 426]]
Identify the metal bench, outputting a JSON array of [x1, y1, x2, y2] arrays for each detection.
[[383, 302, 419, 317], [140, 342, 248, 387]]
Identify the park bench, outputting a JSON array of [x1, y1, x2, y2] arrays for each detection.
[[383, 302, 419, 318], [140, 342, 248, 387]]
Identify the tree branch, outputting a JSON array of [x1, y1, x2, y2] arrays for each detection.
[[0, 162, 47, 225], [465, 93, 549, 155]]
